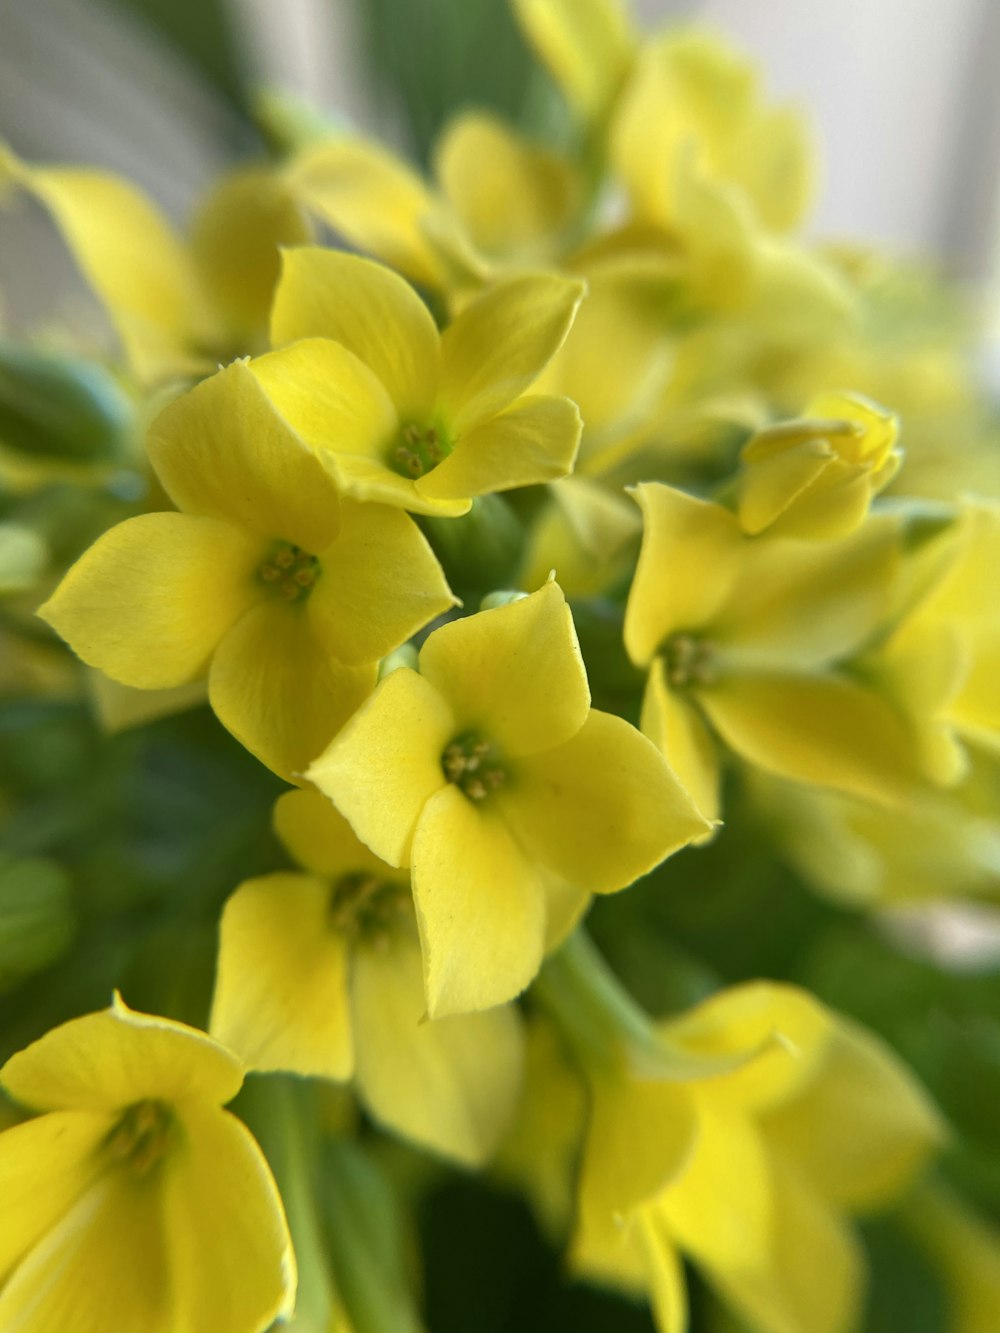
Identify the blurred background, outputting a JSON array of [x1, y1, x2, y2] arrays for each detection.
[[4, 0, 1000, 329]]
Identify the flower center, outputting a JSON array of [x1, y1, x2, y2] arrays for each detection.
[[390, 422, 452, 479], [103, 1099, 175, 1176], [259, 541, 321, 602], [329, 872, 406, 940], [662, 633, 716, 689], [441, 731, 507, 802]]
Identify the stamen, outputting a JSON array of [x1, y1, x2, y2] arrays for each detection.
[[329, 871, 407, 940], [442, 732, 508, 802], [662, 633, 717, 689], [259, 541, 321, 602], [103, 1099, 175, 1177], [389, 422, 453, 479]]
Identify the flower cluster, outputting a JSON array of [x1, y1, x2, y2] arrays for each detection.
[[2, 1, 1000, 1331]]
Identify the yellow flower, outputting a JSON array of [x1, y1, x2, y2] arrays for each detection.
[[737, 392, 902, 539], [0, 145, 310, 383], [0, 995, 295, 1333], [210, 788, 525, 1168], [569, 978, 943, 1333], [512, 0, 636, 127], [864, 499, 1000, 785], [747, 755, 1000, 907], [307, 581, 708, 1016], [249, 248, 585, 516], [624, 482, 919, 820], [38, 360, 454, 779]]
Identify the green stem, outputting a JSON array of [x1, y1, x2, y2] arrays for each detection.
[[534, 927, 655, 1072], [237, 1077, 335, 1333], [320, 1138, 427, 1333]]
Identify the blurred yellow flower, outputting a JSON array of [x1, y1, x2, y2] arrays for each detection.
[[210, 788, 525, 1168]]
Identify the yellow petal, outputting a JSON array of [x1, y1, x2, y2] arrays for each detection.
[[270, 248, 440, 418], [1, 995, 243, 1112], [503, 709, 710, 893], [417, 580, 590, 756], [411, 784, 546, 1017], [190, 167, 312, 343], [38, 512, 263, 689], [352, 927, 524, 1165], [641, 659, 721, 823], [763, 1016, 945, 1211], [89, 673, 207, 733], [0, 1171, 170, 1332], [542, 870, 592, 953], [208, 599, 376, 781], [8, 156, 208, 383], [512, 0, 635, 122], [210, 873, 353, 1080], [0, 1109, 112, 1284], [435, 112, 581, 261], [249, 337, 398, 464], [581, 1072, 695, 1220], [635, 1208, 690, 1333], [659, 981, 831, 1114], [713, 515, 901, 670], [273, 788, 391, 880], [306, 666, 455, 867], [625, 484, 743, 667], [323, 451, 471, 517], [417, 394, 581, 500], [737, 439, 832, 535], [148, 359, 342, 553], [439, 272, 585, 433], [659, 1105, 772, 1273], [701, 672, 919, 804], [308, 500, 455, 664], [286, 135, 443, 288], [717, 1158, 864, 1333], [163, 1103, 296, 1333]]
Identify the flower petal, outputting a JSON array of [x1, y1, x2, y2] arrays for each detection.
[[411, 784, 546, 1017], [308, 501, 456, 665], [713, 514, 901, 671], [147, 359, 342, 553], [503, 709, 710, 894], [249, 337, 398, 461], [659, 1105, 772, 1273], [306, 666, 455, 867], [763, 1016, 945, 1211], [512, 0, 635, 122], [8, 154, 208, 383], [635, 1210, 689, 1333], [286, 135, 443, 288], [717, 1158, 864, 1333], [163, 1103, 296, 1333], [417, 580, 591, 756], [624, 483, 744, 667], [270, 248, 440, 418], [417, 394, 581, 500], [208, 600, 377, 782], [210, 873, 353, 1081], [439, 272, 585, 433], [700, 671, 920, 804], [0, 1110, 113, 1284], [435, 111, 581, 260], [38, 513, 263, 689], [1, 995, 243, 1113], [0, 1171, 170, 1332], [352, 927, 524, 1166], [273, 788, 391, 880], [641, 658, 721, 823]]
